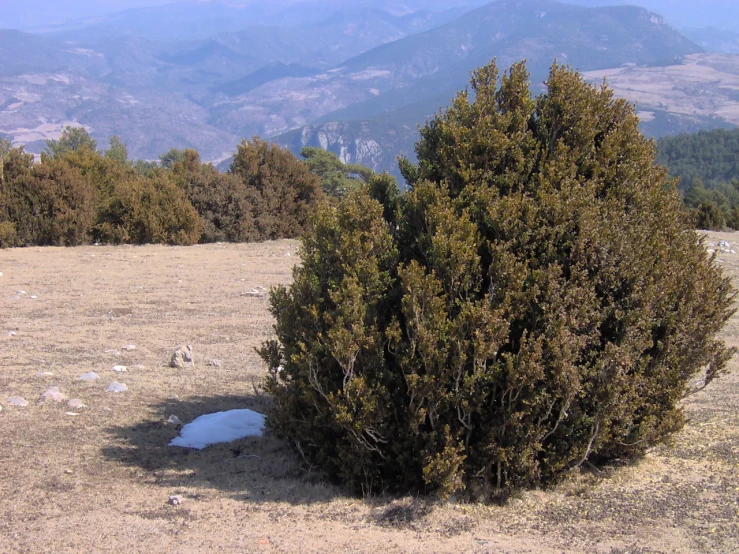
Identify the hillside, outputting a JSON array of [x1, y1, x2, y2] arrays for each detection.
[[0, 0, 727, 167]]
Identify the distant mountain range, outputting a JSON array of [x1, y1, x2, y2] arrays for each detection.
[[1, 0, 738, 176]]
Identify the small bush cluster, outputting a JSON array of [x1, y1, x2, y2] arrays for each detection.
[[0, 133, 326, 247], [260, 60, 736, 500]]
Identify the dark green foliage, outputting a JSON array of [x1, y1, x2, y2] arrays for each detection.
[[94, 172, 201, 245], [0, 135, 326, 248], [160, 148, 186, 169], [656, 129, 739, 228], [44, 126, 97, 159], [695, 202, 726, 231], [656, 128, 739, 190], [262, 60, 736, 500], [105, 135, 130, 166], [0, 154, 96, 246], [230, 138, 324, 240], [301, 147, 373, 199], [171, 149, 257, 243]]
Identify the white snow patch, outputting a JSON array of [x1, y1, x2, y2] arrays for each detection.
[[169, 409, 266, 449]]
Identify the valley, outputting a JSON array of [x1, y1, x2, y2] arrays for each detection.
[[1, 0, 737, 174]]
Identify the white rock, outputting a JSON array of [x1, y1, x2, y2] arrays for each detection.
[[41, 388, 66, 402], [167, 415, 183, 425], [68, 398, 86, 409], [122, 345, 136, 351], [79, 372, 100, 381], [106, 382, 128, 393], [65, 412, 80, 416], [7, 331, 16, 337], [111, 365, 127, 372], [170, 345, 193, 368], [35, 371, 54, 377], [241, 289, 265, 297], [7, 396, 28, 407], [169, 495, 182, 506], [29, 295, 37, 300], [17, 290, 26, 295]]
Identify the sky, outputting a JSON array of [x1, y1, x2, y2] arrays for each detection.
[[2, 0, 738, 32]]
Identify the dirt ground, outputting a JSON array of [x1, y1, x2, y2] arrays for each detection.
[[582, 53, 739, 126], [1, 234, 737, 553]]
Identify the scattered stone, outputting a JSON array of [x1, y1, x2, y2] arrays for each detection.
[[65, 412, 80, 416], [207, 359, 222, 368], [68, 399, 86, 409], [7, 396, 28, 407], [122, 345, 136, 351], [0, 272, 3, 276], [168, 495, 182, 506], [17, 290, 26, 295], [41, 387, 66, 402], [35, 371, 54, 377], [106, 382, 128, 393], [167, 415, 183, 426], [241, 286, 267, 298], [0, 403, 3, 412], [8, 331, 16, 337], [111, 365, 127, 372], [285, 251, 291, 257], [79, 372, 100, 381], [170, 344, 194, 368], [29, 295, 37, 299]]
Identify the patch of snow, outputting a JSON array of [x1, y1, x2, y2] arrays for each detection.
[[169, 409, 266, 449]]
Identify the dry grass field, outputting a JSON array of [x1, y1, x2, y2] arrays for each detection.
[[1, 234, 738, 553]]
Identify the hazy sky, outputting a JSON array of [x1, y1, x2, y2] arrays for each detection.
[[2, 0, 739, 31]]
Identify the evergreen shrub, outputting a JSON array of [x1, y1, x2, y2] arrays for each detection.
[[0, 156, 95, 246], [260, 60, 736, 499], [94, 173, 201, 245]]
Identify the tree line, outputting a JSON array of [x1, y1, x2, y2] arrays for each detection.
[[0, 128, 372, 248], [656, 127, 739, 230]]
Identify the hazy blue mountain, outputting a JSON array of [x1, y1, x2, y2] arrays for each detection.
[[566, 1, 739, 34], [0, 30, 108, 76], [2, 0, 736, 170], [680, 27, 739, 54], [225, 0, 700, 142], [38, 1, 486, 42]]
